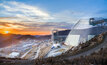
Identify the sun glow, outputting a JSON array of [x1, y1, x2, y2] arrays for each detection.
[[4, 31, 10, 34]]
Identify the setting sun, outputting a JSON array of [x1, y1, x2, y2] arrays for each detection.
[[4, 31, 10, 34]]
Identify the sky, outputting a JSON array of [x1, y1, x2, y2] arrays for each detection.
[[0, 0, 107, 35]]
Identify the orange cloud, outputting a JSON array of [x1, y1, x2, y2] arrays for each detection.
[[0, 17, 70, 35], [15, 31, 51, 35]]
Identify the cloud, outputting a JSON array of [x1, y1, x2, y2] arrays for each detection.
[[0, 1, 92, 34], [0, 9, 88, 33], [0, 20, 73, 32], [0, 22, 28, 30], [0, 1, 91, 23], [25, 22, 73, 31], [0, 1, 53, 22], [52, 10, 88, 23]]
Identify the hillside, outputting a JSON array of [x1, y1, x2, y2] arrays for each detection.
[[0, 31, 107, 65], [0, 34, 51, 48], [35, 31, 107, 65]]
